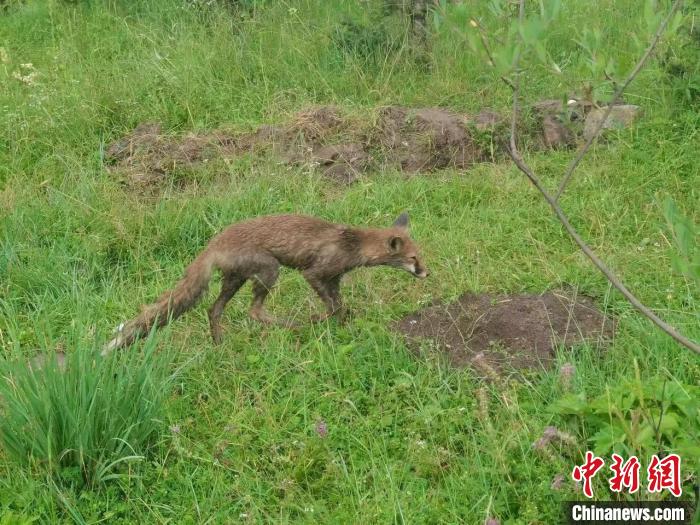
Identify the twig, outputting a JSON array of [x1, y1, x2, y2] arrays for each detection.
[[653, 378, 667, 453], [508, 148, 700, 354], [509, 0, 526, 156], [554, 0, 684, 202], [471, 19, 516, 90], [507, 0, 699, 354]]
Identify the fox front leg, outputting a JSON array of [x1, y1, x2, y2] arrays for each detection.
[[304, 273, 346, 322]]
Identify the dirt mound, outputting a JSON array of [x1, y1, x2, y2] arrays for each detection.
[[308, 143, 371, 184], [105, 105, 492, 189], [395, 292, 614, 376], [377, 107, 486, 172], [265, 106, 372, 184], [105, 100, 641, 190], [104, 122, 240, 191], [105, 107, 370, 189]]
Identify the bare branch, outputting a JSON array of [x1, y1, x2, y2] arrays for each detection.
[[554, 0, 684, 202], [506, 148, 700, 354], [471, 19, 516, 90], [509, 0, 526, 154], [507, 0, 699, 354]]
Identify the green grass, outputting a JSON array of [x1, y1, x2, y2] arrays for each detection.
[[0, 328, 175, 489], [1, 0, 698, 523]]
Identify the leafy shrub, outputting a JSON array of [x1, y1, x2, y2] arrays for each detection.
[[662, 3, 700, 108], [663, 197, 700, 287], [0, 334, 175, 488], [549, 372, 699, 493], [332, 19, 402, 65]]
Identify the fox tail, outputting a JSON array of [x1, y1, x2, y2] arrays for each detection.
[[103, 250, 217, 355]]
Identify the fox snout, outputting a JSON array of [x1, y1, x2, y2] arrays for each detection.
[[402, 259, 429, 278]]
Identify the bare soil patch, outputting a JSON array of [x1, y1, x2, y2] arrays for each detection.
[[104, 105, 489, 189], [105, 122, 240, 191], [376, 106, 487, 172], [105, 100, 641, 190], [395, 292, 614, 376]]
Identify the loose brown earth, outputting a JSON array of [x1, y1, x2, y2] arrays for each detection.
[[106, 99, 635, 191], [104, 105, 494, 189], [105, 100, 640, 191], [395, 292, 615, 376]]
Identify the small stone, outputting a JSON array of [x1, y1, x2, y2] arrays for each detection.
[[542, 115, 575, 149], [583, 105, 642, 140]]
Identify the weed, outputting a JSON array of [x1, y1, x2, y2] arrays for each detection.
[[0, 330, 175, 489]]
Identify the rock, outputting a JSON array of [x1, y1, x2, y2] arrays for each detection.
[[472, 109, 505, 131], [542, 114, 575, 149], [583, 105, 642, 141], [531, 99, 580, 149], [532, 99, 564, 116]]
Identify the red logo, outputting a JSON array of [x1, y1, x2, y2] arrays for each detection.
[[572, 451, 605, 498], [647, 454, 682, 497], [609, 454, 640, 493], [572, 452, 683, 498]]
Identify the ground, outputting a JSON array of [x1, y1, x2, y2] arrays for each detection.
[[396, 292, 615, 373], [0, 1, 698, 524]]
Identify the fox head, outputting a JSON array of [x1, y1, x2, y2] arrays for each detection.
[[364, 212, 429, 278]]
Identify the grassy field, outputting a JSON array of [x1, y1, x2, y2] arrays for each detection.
[[1, 0, 698, 523]]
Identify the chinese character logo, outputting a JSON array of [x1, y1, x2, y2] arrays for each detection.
[[572, 452, 683, 498], [572, 451, 605, 498], [609, 453, 640, 493], [647, 454, 682, 497]]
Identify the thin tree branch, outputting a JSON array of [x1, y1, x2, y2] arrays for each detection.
[[507, 0, 699, 354], [509, 0, 526, 153], [471, 19, 516, 90], [554, 0, 684, 202], [506, 147, 700, 354]]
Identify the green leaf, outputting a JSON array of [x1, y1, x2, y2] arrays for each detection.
[[466, 30, 480, 55], [658, 411, 680, 435], [667, 11, 684, 36], [674, 440, 700, 465], [588, 394, 615, 415], [591, 425, 625, 455], [548, 0, 561, 23], [548, 393, 587, 415], [488, 0, 504, 17], [643, 0, 663, 34], [533, 41, 548, 64], [635, 423, 655, 448]]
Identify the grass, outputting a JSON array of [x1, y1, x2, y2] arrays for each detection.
[[1, 0, 698, 523], [0, 327, 175, 490]]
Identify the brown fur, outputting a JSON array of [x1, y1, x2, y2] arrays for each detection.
[[103, 213, 427, 353]]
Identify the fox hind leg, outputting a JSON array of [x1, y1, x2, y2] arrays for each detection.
[[248, 260, 300, 329], [246, 260, 293, 327], [208, 273, 246, 345]]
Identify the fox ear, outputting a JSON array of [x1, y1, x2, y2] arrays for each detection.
[[393, 212, 409, 230], [388, 235, 404, 253]]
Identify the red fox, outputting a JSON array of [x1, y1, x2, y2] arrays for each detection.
[[103, 213, 428, 354]]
